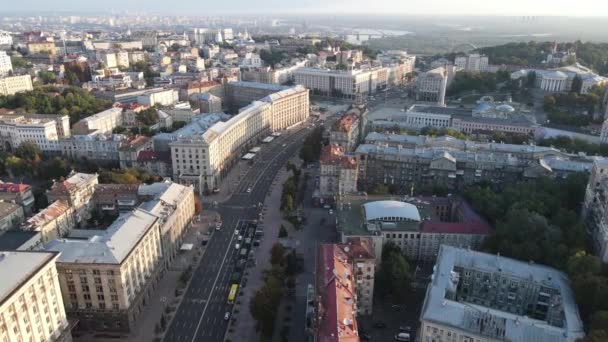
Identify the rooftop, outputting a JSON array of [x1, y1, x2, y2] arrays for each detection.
[[0, 201, 22, 218], [421, 246, 585, 342], [0, 230, 40, 251], [363, 200, 421, 222], [23, 200, 71, 230], [0, 183, 31, 194], [48, 173, 98, 196], [44, 208, 158, 264], [227, 81, 289, 92], [0, 251, 57, 305], [332, 112, 359, 132], [320, 145, 357, 169]]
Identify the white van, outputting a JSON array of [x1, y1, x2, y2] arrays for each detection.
[[394, 332, 410, 341]]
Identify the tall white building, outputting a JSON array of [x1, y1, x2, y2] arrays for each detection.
[[454, 53, 489, 72], [293, 67, 388, 99], [0, 251, 73, 342], [0, 114, 70, 153], [583, 159, 608, 262], [416, 66, 449, 106], [420, 246, 585, 342], [0, 51, 12, 77], [72, 107, 123, 135], [0, 31, 12, 46], [137, 89, 178, 107]]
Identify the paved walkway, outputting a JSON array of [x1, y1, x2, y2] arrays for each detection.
[[203, 160, 253, 205], [225, 166, 294, 342]]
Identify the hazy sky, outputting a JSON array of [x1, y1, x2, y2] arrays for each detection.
[[4, 0, 608, 16]]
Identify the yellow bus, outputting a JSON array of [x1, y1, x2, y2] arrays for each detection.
[[227, 284, 238, 304]]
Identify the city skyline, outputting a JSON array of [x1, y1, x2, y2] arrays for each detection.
[[2, 0, 608, 17]]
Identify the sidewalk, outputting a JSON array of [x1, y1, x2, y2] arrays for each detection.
[[225, 167, 293, 342], [125, 211, 218, 342]]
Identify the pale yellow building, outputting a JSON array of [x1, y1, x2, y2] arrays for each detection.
[[46, 173, 98, 225], [0, 251, 73, 342], [44, 208, 163, 333], [0, 75, 33, 96]]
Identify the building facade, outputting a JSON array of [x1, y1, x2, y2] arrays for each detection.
[[0, 251, 73, 342], [0, 182, 35, 214], [21, 200, 76, 243], [330, 111, 360, 152], [293, 67, 388, 99], [0, 114, 70, 153], [583, 159, 608, 262], [45, 209, 163, 333], [420, 246, 585, 342], [72, 108, 123, 135], [319, 144, 358, 198], [0, 51, 12, 77], [416, 66, 448, 106], [46, 173, 98, 225], [454, 54, 489, 73], [0, 74, 33, 96]]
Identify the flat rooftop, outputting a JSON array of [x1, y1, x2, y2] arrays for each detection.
[[421, 246, 585, 342], [0, 251, 56, 305]]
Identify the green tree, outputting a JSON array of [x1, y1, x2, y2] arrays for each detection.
[[38, 71, 56, 84], [278, 225, 288, 238], [270, 243, 286, 266], [376, 241, 411, 303], [572, 74, 583, 94]]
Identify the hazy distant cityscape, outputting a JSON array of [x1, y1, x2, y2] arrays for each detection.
[[0, 5, 607, 342]]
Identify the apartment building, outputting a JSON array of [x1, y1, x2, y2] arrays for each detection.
[[420, 246, 585, 342], [0, 74, 33, 96], [0, 202, 24, 234], [225, 81, 289, 110], [0, 251, 73, 342], [340, 237, 375, 315], [416, 66, 449, 106], [44, 209, 163, 333], [583, 159, 608, 262], [315, 244, 360, 342], [27, 41, 56, 55], [72, 107, 124, 135], [454, 54, 489, 72], [138, 182, 195, 267], [46, 173, 98, 224], [293, 67, 388, 99], [179, 81, 224, 101], [0, 51, 12, 77], [319, 144, 358, 198], [137, 89, 178, 107], [337, 195, 492, 262], [21, 200, 76, 243], [0, 113, 69, 153], [172, 83, 309, 193], [60, 132, 127, 164], [330, 111, 360, 152], [355, 132, 594, 193], [0, 182, 35, 214], [191, 93, 222, 113], [118, 136, 153, 169]]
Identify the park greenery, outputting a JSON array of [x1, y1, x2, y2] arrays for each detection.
[[280, 163, 301, 213], [446, 70, 511, 97], [0, 86, 112, 124], [250, 243, 301, 338], [98, 168, 162, 184], [375, 241, 412, 304], [299, 126, 324, 165], [464, 174, 608, 339], [544, 91, 602, 127], [259, 50, 286, 68]]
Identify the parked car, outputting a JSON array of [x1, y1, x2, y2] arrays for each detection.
[[224, 312, 231, 320], [235, 243, 241, 250], [394, 332, 410, 341]]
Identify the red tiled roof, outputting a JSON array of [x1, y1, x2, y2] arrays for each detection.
[[333, 113, 359, 133], [0, 183, 31, 193], [320, 145, 357, 169], [185, 81, 221, 90], [340, 237, 375, 260]]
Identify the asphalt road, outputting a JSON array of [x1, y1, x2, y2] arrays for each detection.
[[163, 124, 313, 342]]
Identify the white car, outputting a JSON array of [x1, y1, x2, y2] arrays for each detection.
[[235, 243, 241, 250], [215, 222, 222, 230], [329, 209, 334, 215], [224, 312, 231, 320], [238, 235, 243, 241], [247, 187, 252, 193], [234, 229, 239, 236]]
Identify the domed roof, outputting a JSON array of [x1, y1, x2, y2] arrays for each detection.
[[496, 104, 515, 113], [473, 102, 493, 114]]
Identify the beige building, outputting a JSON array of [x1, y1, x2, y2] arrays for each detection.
[[0, 113, 70, 153], [454, 53, 489, 72], [137, 89, 178, 107], [44, 208, 163, 333], [27, 42, 56, 55], [138, 182, 195, 267], [0, 74, 33, 96], [72, 107, 123, 135], [319, 144, 358, 198], [416, 66, 449, 106], [0, 201, 24, 234], [46, 173, 98, 224], [21, 200, 76, 243], [340, 237, 375, 315], [330, 111, 360, 152], [0, 251, 73, 342], [172, 83, 309, 193]]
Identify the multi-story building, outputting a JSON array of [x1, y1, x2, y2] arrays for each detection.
[[0, 51, 12, 77], [191, 93, 222, 113], [454, 54, 489, 72], [0, 31, 12, 46], [96, 51, 117, 68], [118, 136, 153, 169], [511, 64, 608, 95], [337, 195, 493, 262], [225, 81, 289, 110], [355, 132, 591, 193], [172, 83, 309, 193], [583, 159, 608, 261], [46, 173, 98, 224], [416, 66, 449, 106], [115, 51, 129, 68], [293, 67, 388, 99], [0, 251, 73, 342], [340, 237, 375, 315], [21, 200, 76, 243], [314, 243, 360, 342], [138, 182, 195, 267], [44, 208, 163, 333], [330, 111, 361, 152], [179, 80, 224, 101], [27, 41, 56, 55], [319, 144, 358, 198], [0, 202, 24, 234], [0, 113, 69, 153], [72, 107, 123, 135], [0, 74, 33, 95], [600, 119, 608, 145], [137, 89, 178, 107], [60, 132, 127, 164], [420, 246, 585, 342], [0, 182, 35, 214]]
